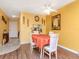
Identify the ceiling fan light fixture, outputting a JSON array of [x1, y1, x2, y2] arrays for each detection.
[[47, 7, 57, 12], [43, 7, 57, 15]]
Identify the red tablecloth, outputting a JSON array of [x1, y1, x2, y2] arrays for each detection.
[[32, 34, 50, 49]]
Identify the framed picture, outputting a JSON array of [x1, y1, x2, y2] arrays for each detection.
[[42, 18, 43, 24], [2, 16, 7, 24], [23, 16, 25, 24], [27, 19, 29, 27], [42, 18, 45, 25], [43, 20, 45, 25], [52, 14, 61, 30]]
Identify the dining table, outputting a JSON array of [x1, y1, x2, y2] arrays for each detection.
[[32, 34, 50, 59]]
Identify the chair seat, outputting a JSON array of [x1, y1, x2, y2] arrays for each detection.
[[44, 46, 56, 52]]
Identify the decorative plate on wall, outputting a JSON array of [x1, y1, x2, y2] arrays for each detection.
[[34, 16, 39, 22]]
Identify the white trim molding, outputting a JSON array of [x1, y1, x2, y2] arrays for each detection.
[[58, 45, 79, 55], [20, 41, 30, 44]]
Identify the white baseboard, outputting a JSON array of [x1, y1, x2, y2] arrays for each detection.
[[58, 45, 79, 55], [20, 41, 30, 44]]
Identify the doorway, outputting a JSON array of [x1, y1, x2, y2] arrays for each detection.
[[9, 20, 18, 38]]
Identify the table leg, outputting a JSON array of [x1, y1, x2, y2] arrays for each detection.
[[40, 48, 43, 59]]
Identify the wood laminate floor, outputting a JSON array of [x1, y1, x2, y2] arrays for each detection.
[[0, 44, 79, 59]]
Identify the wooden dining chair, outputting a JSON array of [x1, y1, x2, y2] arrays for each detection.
[[43, 33, 59, 59]]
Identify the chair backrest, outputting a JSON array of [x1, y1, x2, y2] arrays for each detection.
[[49, 32, 55, 37], [49, 33, 59, 51]]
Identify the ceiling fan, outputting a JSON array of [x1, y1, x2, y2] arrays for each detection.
[[43, 0, 57, 14]]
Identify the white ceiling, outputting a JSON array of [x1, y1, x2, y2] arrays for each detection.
[[0, 0, 75, 17]]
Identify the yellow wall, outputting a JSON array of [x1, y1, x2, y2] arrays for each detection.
[[46, 0, 79, 51], [0, 9, 9, 46], [20, 12, 46, 43], [58, 0, 79, 51], [46, 15, 51, 34]]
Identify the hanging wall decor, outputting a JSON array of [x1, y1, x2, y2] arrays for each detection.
[[42, 18, 43, 24], [34, 16, 39, 22], [27, 19, 29, 27], [52, 14, 61, 30], [23, 16, 25, 24], [2, 16, 7, 24], [43, 20, 45, 25], [42, 18, 45, 25]]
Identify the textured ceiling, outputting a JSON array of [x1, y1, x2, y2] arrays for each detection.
[[0, 0, 75, 17]]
